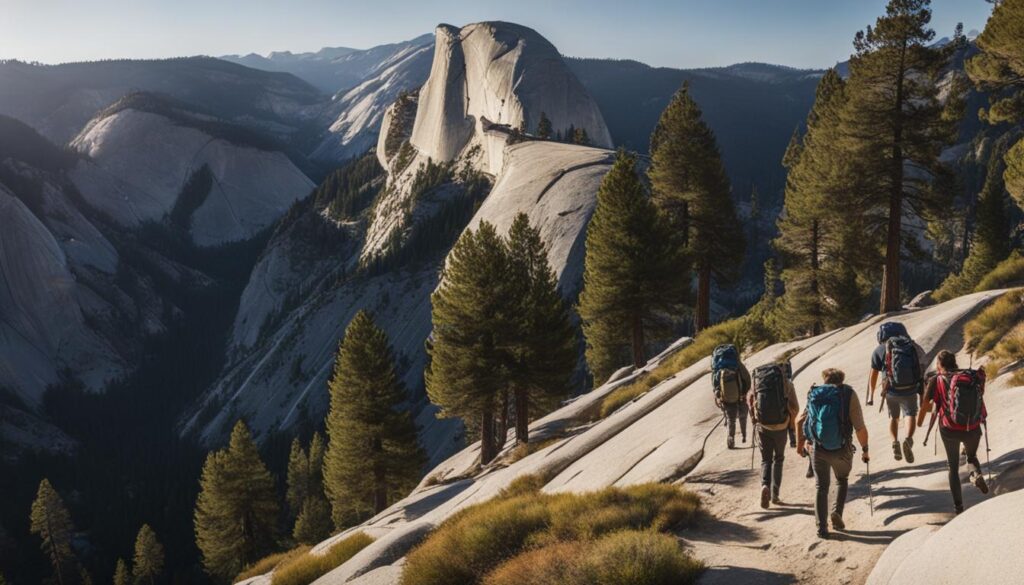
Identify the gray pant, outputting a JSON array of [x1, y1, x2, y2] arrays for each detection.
[[812, 444, 853, 531], [758, 428, 788, 496], [723, 401, 749, 439]]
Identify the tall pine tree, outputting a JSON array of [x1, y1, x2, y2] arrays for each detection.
[[287, 434, 332, 544], [578, 151, 687, 381], [536, 112, 553, 140], [131, 524, 164, 585], [30, 479, 76, 585], [324, 311, 425, 527], [427, 222, 512, 464], [505, 213, 577, 444], [967, 0, 1024, 204], [112, 559, 130, 585], [649, 83, 744, 331], [839, 0, 964, 312], [193, 421, 279, 580]]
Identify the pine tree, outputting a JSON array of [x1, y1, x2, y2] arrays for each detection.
[[324, 311, 425, 527], [775, 69, 873, 336], [292, 496, 333, 545], [30, 478, 75, 585], [427, 222, 512, 464], [288, 434, 332, 544], [572, 127, 591, 146], [536, 112, 553, 139], [649, 83, 745, 332], [112, 559, 130, 585], [505, 213, 577, 444], [578, 151, 688, 382], [194, 421, 280, 580], [131, 524, 164, 585], [839, 0, 964, 312], [285, 438, 308, 520], [967, 0, 1024, 204]]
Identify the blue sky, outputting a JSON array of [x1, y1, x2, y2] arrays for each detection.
[[0, 0, 994, 69]]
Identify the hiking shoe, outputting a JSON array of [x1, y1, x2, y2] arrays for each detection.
[[892, 441, 903, 461], [902, 437, 915, 464], [760, 486, 770, 509], [806, 463, 815, 478], [971, 471, 989, 494], [771, 495, 782, 505], [954, 505, 964, 515], [830, 511, 845, 531], [727, 436, 735, 450], [817, 529, 830, 540]]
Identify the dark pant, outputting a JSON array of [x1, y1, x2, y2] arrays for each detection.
[[939, 426, 983, 510], [758, 428, 788, 496], [723, 401, 748, 438], [811, 444, 853, 531]]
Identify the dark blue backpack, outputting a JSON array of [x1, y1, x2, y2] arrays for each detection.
[[712, 344, 739, 374], [804, 384, 852, 451], [711, 344, 741, 403], [877, 322, 909, 344], [885, 336, 923, 395]]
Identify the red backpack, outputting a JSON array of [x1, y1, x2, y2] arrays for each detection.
[[935, 369, 987, 432]]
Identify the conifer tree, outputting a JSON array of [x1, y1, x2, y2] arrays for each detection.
[[775, 69, 873, 335], [427, 222, 512, 464], [286, 438, 308, 519], [287, 433, 332, 543], [292, 496, 334, 545], [113, 559, 130, 585], [839, 0, 964, 312], [194, 421, 279, 580], [572, 127, 591, 146], [30, 478, 75, 585], [967, 0, 1024, 203], [131, 524, 164, 585], [324, 311, 425, 527], [649, 83, 744, 331], [536, 112, 553, 139], [578, 151, 688, 381], [505, 213, 577, 444]]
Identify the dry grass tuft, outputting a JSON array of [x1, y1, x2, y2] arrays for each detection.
[[269, 532, 373, 585]]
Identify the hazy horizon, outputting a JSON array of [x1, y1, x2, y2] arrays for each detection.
[[0, 0, 992, 70]]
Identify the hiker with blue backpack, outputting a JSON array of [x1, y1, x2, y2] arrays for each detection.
[[917, 350, 990, 515], [748, 361, 799, 508], [711, 344, 751, 449], [868, 322, 927, 464], [796, 368, 870, 539]]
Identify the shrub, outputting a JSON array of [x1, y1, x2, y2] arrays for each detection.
[[597, 318, 748, 420], [234, 546, 309, 583], [975, 251, 1024, 293], [964, 289, 1024, 357], [400, 483, 702, 585], [482, 531, 703, 585], [498, 474, 547, 498], [269, 532, 373, 585]]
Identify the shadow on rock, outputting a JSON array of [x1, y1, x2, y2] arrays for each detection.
[[696, 565, 797, 585]]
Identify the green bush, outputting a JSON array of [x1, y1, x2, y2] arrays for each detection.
[[483, 531, 704, 585], [269, 532, 373, 585], [400, 483, 702, 585], [234, 546, 309, 583], [975, 251, 1024, 293], [965, 289, 1024, 357]]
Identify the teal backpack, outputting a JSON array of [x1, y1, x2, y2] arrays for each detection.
[[804, 384, 852, 451]]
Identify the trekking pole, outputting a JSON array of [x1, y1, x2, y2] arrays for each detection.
[[751, 425, 757, 470], [983, 422, 992, 483], [866, 458, 874, 516]]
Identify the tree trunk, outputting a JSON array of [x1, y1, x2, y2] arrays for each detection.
[[514, 388, 529, 445], [480, 409, 496, 465], [695, 264, 712, 332], [882, 44, 907, 314], [631, 313, 646, 369], [810, 219, 823, 336], [372, 436, 386, 513], [494, 391, 509, 452]]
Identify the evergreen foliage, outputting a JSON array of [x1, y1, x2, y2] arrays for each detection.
[[648, 83, 744, 331], [536, 112, 553, 139], [578, 151, 688, 381], [112, 559, 130, 585], [193, 421, 280, 580], [323, 311, 425, 528], [286, 434, 332, 544], [29, 479, 76, 585], [839, 0, 964, 312], [572, 127, 591, 145], [131, 524, 164, 585], [312, 152, 386, 222]]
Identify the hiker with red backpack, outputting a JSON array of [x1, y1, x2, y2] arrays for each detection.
[[868, 322, 927, 464], [712, 344, 751, 449], [917, 350, 989, 515], [796, 368, 869, 540], [748, 361, 800, 508]]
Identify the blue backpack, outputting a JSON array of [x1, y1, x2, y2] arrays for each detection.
[[711, 344, 742, 404], [804, 384, 852, 451], [877, 322, 909, 344]]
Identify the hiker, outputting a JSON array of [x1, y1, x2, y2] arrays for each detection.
[[868, 321, 926, 464], [712, 344, 751, 449], [796, 368, 869, 539], [917, 350, 989, 514], [749, 362, 799, 508]]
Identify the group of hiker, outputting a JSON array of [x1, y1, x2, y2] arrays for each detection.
[[710, 321, 991, 539]]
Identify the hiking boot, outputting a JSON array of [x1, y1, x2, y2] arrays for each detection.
[[892, 441, 903, 461], [806, 462, 815, 478], [771, 495, 782, 505], [902, 437, 915, 464], [817, 528, 830, 540], [971, 471, 989, 494], [727, 436, 735, 450], [830, 511, 845, 531], [760, 486, 770, 509], [954, 505, 964, 515]]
